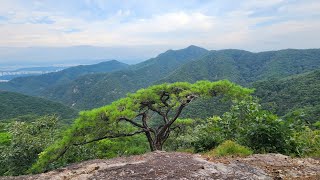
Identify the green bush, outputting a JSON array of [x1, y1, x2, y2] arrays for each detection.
[[242, 118, 293, 154], [191, 118, 225, 153], [0, 132, 11, 145], [164, 118, 223, 153], [193, 133, 220, 153], [164, 99, 320, 158], [215, 99, 295, 154], [0, 115, 61, 176], [175, 148, 195, 153], [164, 118, 197, 152], [206, 140, 252, 157], [292, 127, 320, 157], [314, 121, 320, 129]]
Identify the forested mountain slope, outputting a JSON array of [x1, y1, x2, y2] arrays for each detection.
[[0, 60, 129, 95], [155, 49, 320, 120], [0, 91, 78, 121], [41, 45, 209, 109], [158, 49, 320, 85], [253, 70, 320, 123], [181, 69, 320, 121], [1, 47, 319, 112], [43, 48, 320, 110]]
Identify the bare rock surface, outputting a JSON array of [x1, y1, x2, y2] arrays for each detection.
[[1, 151, 319, 180]]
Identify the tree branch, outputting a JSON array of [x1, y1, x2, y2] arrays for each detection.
[[73, 130, 145, 146], [170, 125, 181, 131], [160, 91, 170, 107], [147, 103, 166, 117], [159, 94, 197, 135], [49, 127, 147, 163], [141, 112, 156, 134], [169, 103, 186, 125], [142, 101, 168, 124], [119, 117, 144, 129], [45, 146, 70, 166], [158, 103, 186, 136]]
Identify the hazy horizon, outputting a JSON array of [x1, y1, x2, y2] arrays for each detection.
[[2, 45, 320, 70]]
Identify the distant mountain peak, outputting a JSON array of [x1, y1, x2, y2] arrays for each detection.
[[109, 59, 121, 62], [158, 45, 208, 58], [97, 60, 128, 65], [186, 45, 203, 49], [185, 45, 208, 51]]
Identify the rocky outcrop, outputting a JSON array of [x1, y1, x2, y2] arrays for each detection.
[[2, 151, 319, 180]]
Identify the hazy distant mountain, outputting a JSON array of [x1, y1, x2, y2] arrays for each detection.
[[0, 60, 129, 95], [14, 66, 66, 72], [0, 45, 170, 66], [0, 91, 78, 121]]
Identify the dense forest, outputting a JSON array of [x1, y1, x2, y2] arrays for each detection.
[[0, 46, 319, 176], [159, 49, 320, 85], [254, 70, 320, 123], [0, 91, 78, 122]]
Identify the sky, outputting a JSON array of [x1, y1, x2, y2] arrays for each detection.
[[0, 0, 320, 64]]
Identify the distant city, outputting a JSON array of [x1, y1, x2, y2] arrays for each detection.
[[0, 66, 67, 81]]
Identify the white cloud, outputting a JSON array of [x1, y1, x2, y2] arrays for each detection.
[[278, 0, 320, 16], [0, 0, 319, 52], [244, 0, 285, 8]]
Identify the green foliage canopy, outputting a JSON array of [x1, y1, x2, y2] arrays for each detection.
[[165, 97, 320, 159], [0, 116, 60, 176]]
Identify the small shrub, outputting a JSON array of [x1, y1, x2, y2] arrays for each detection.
[[176, 148, 194, 153], [206, 140, 252, 157], [0, 132, 11, 145], [293, 127, 320, 157], [242, 119, 293, 154], [193, 134, 220, 153]]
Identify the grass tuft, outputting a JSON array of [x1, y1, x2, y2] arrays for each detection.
[[206, 140, 253, 157]]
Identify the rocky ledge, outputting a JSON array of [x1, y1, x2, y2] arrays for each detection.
[[1, 151, 319, 180]]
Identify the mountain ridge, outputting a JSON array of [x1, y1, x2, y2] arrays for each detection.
[[158, 48, 320, 85], [1, 46, 320, 110], [41, 45, 209, 109]]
